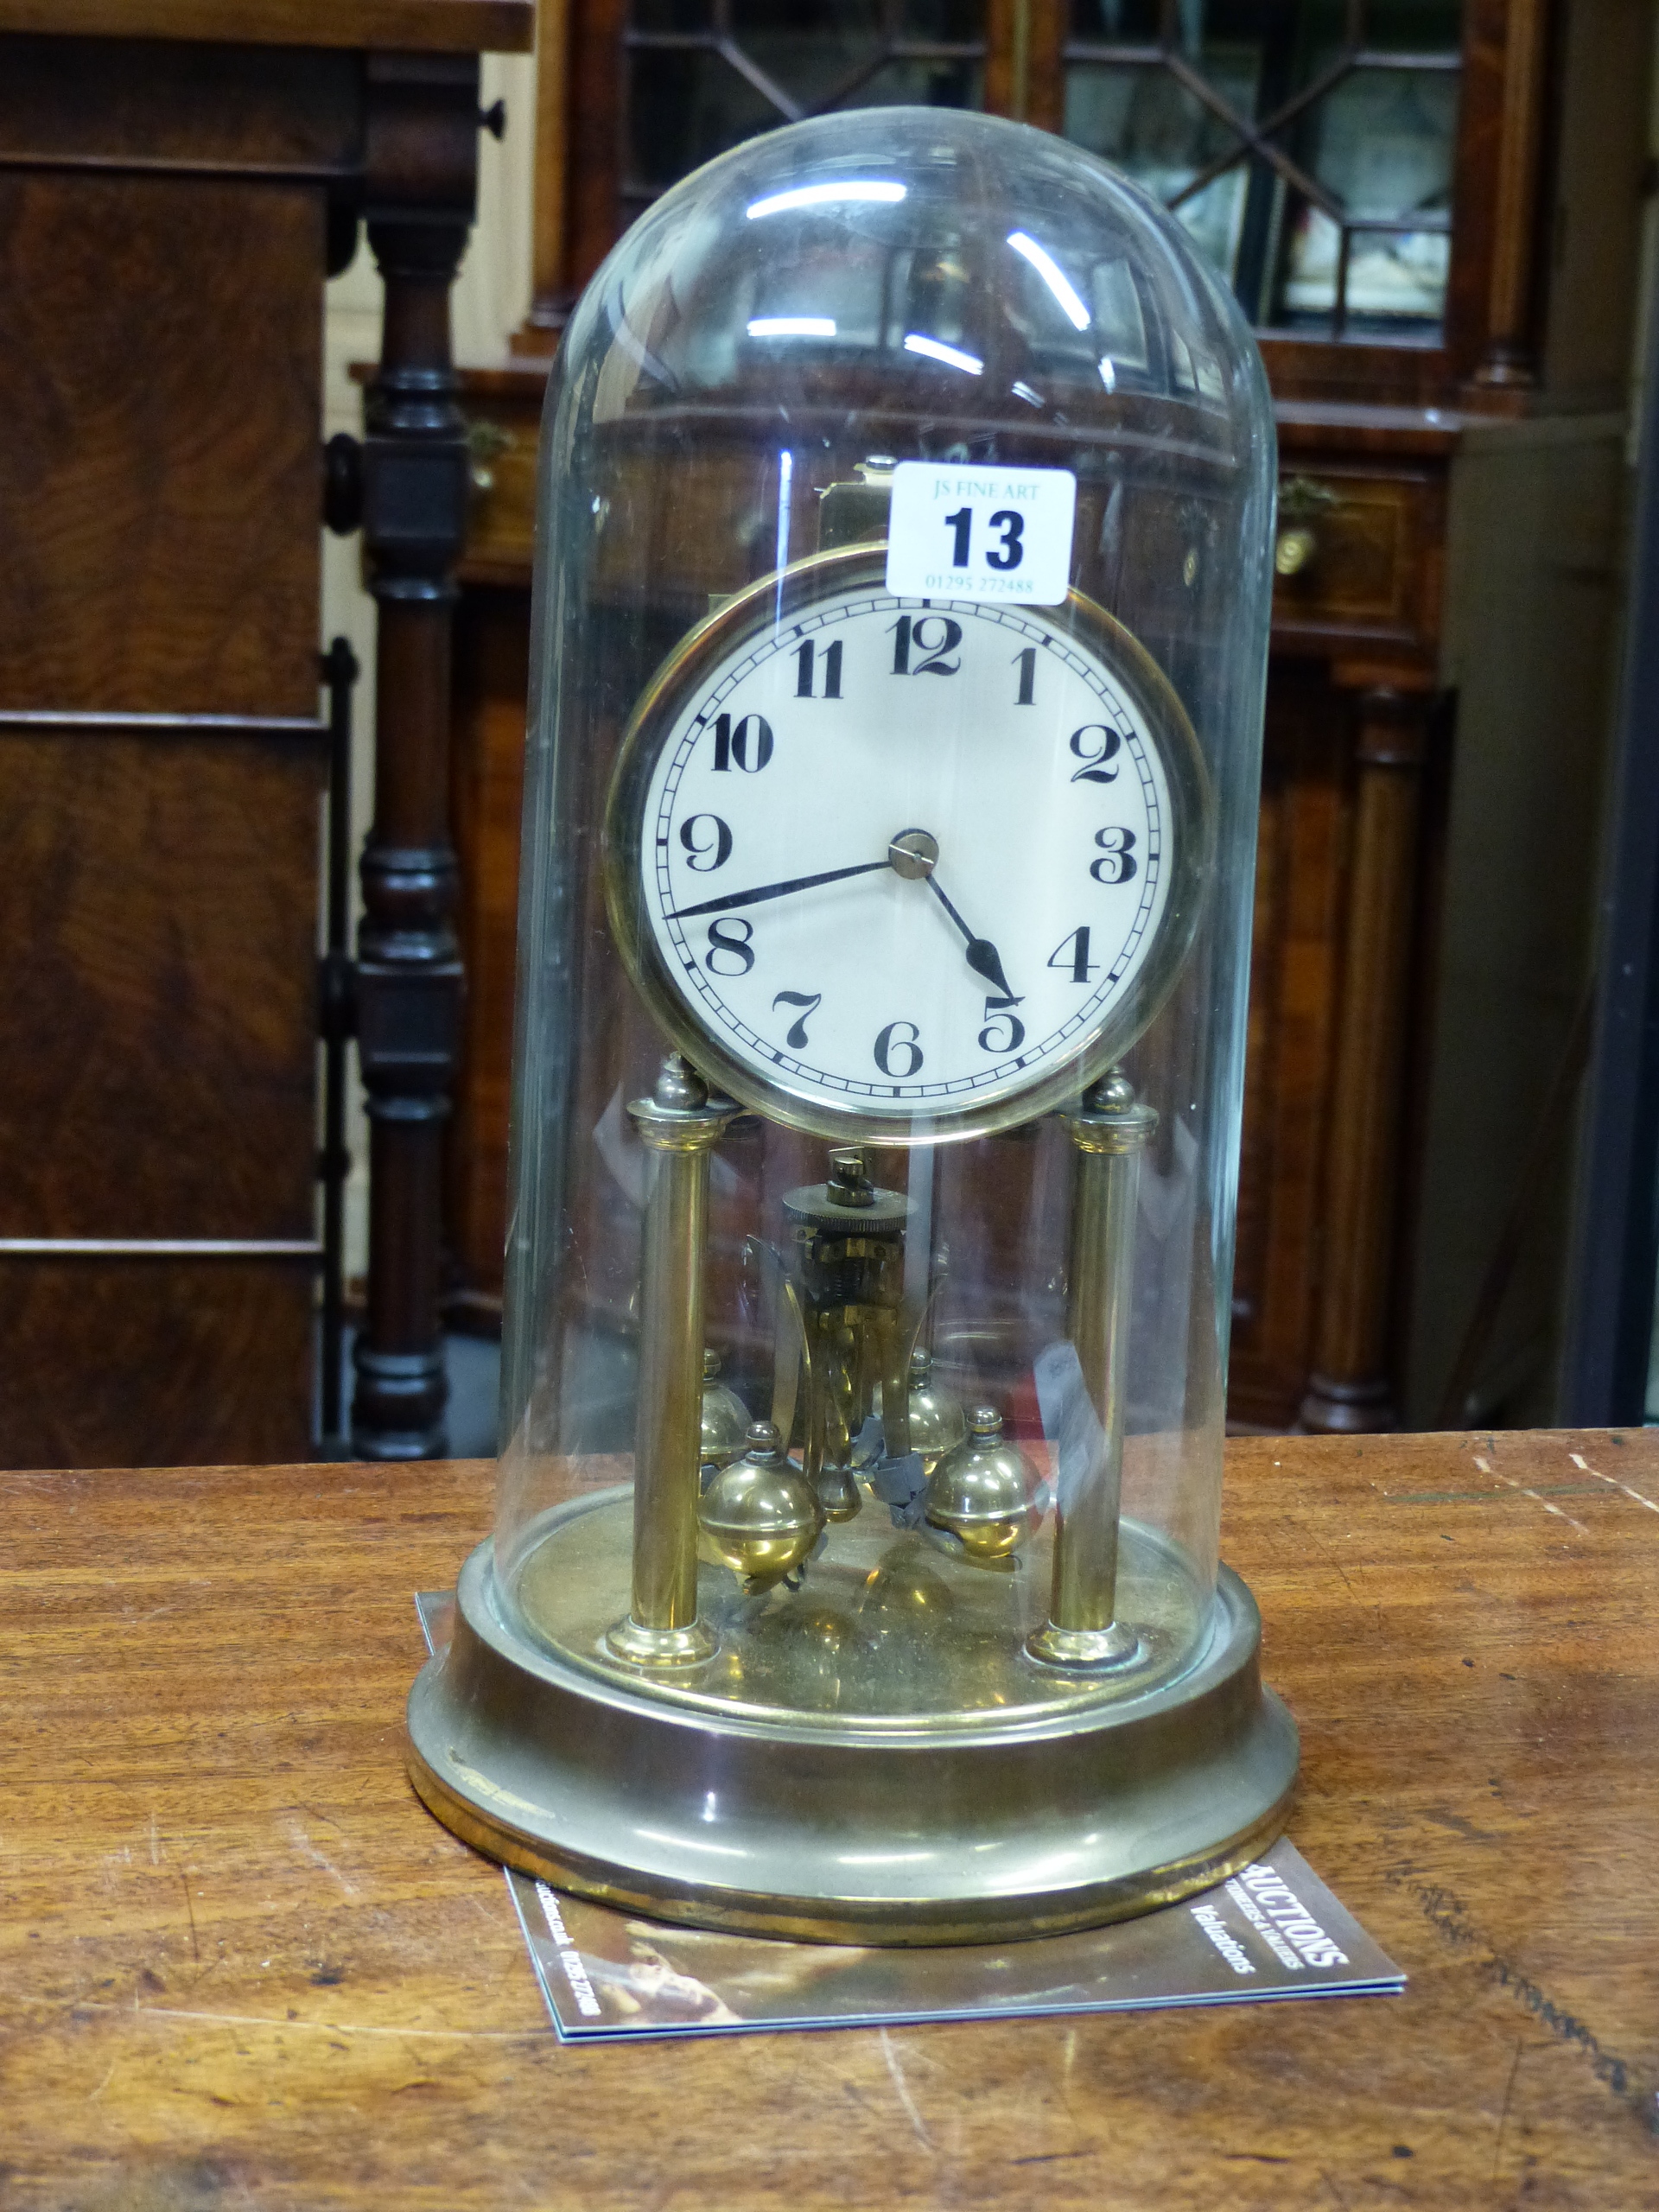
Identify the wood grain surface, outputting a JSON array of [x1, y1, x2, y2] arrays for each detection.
[[0, 1, 533, 53], [0, 728, 323, 1242], [3, 1429, 1656, 2209], [0, 39, 361, 175], [0, 175, 323, 720], [1227, 664, 1353, 1428], [0, 1261, 314, 1472], [445, 588, 529, 1324]]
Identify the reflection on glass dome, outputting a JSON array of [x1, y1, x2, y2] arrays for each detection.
[[586, 108, 1248, 412]]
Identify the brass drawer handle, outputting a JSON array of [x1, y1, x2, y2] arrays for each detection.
[[1274, 525, 1319, 578], [1274, 476, 1338, 580], [467, 419, 515, 497]]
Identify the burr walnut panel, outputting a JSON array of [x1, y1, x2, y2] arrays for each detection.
[[0, 174, 325, 720], [0, 1260, 314, 1470], [0, 725, 326, 1242]]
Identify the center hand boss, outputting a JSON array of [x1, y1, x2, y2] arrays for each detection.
[[667, 833, 1021, 1013]]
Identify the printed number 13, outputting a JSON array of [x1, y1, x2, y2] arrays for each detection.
[[943, 505, 1026, 573]]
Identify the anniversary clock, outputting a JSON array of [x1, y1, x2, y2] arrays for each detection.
[[408, 108, 1297, 1941]]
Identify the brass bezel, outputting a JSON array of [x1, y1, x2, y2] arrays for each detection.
[[602, 543, 1215, 1147]]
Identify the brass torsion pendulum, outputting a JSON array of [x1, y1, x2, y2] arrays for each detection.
[[779, 1147, 918, 1525]]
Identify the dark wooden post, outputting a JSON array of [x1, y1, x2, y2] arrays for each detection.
[[1452, 0, 1552, 393], [353, 54, 481, 1459], [1298, 687, 1432, 1436]]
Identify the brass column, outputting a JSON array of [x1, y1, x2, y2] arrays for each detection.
[[606, 1055, 735, 1668], [1029, 1070, 1157, 1670]]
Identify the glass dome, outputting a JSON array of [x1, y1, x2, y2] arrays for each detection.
[[408, 107, 1296, 1943]]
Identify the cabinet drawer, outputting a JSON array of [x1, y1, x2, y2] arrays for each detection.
[[1270, 469, 1443, 659]]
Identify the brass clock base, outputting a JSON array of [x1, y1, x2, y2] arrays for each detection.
[[407, 1504, 1298, 1946]]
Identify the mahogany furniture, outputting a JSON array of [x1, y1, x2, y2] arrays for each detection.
[[3, 1426, 1656, 2203], [0, 0, 531, 1467], [442, 0, 1650, 1438]]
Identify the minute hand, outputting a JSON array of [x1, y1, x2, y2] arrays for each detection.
[[668, 858, 892, 923]]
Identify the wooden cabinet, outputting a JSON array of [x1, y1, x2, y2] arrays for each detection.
[[445, 0, 1652, 1433], [0, 0, 532, 1467]]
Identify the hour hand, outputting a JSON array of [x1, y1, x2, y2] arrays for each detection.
[[927, 876, 1022, 1006], [963, 933, 1020, 1006]]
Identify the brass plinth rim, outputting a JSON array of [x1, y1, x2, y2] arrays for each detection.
[[406, 1737, 1294, 1948], [407, 1542, 1300, 1945]]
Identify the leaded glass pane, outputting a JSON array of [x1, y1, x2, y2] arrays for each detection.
[[1060, 0, 1461, 337], [626, 0, 985, 213]]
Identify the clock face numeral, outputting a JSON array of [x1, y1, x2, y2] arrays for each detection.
[[978, 1008, 1026, 1054], [794, 639, 842, 700], [630, 574, 1187, 1128], [1047, 925, 1098, 982], [712, 712, 772, 772], [1090, 828, 1137, 885], [889, 614, 962, 677], [772, 989, 821, 1049], [681, 813, 733, 870], [1070, 725, 1121, 784], [874, 1020, 924, 1077], [705, 917, 755, 975]]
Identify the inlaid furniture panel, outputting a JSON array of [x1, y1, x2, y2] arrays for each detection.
[[1268, 468, 1446, 659]]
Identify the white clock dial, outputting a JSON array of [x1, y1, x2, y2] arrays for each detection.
[[607, 550, 1208, 1141]]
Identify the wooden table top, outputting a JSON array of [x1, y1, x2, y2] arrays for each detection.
[[0, 1, 535, 53], [3, 1428, 1656, 2208]]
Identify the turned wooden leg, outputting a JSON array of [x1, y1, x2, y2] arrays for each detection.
[[1299, 688, 1430, 1436], [352, 57, 481, 1459], [1471, 0, 1549, 392]]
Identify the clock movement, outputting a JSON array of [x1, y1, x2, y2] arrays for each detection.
[[408, 106, 1298, 1942]]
